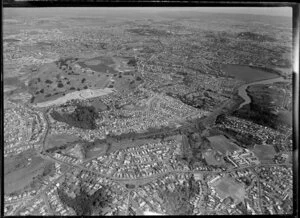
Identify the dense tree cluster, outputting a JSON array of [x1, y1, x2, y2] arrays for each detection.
[[127, 58, 137, 66], [232, 88, 292, 130], [217, 127, 262, 148], [57, 185, 112, 215], [159, 176, 199, 215], [51, 105, 99, 129]]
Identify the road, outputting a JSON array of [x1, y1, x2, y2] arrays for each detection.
[[39, 151, 291, 186], [6, 72, 292, 215]]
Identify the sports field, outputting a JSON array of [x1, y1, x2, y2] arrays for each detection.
[[207, 135, 241, 155], [252, 144, 276, 161], [212, 176, 246, 204]]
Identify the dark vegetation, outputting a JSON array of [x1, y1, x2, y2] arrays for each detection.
[[55, 57, 75, 69], [51, 105, 99, 129], [237, 32, 276, 42], [125, 184, 135, 189], [179, 130, 211, 167], [233, 104, 279, 130], [232, 84, 292, 130], [127, 58, 137, 66], [127, 28, 171, 36], [108, 126, 178, 141], [3, 38, 21, 43], [216, 114, 263, 148], [57, 185, 112, 215], [217, 127, 262, 148], [159, 176, 199, 215]]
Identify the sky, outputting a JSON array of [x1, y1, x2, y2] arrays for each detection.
[[4, 7, 292, 19], [155, 7, 292, 17]]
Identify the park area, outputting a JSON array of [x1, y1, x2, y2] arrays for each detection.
[[207, 135, 241, 155], [4, 149, 54, 194]]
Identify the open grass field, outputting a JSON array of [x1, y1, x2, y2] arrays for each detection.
[[45, 133, 80, 151], [221, 64, 280, 82], [207, 135, 241, 155], [34, 88, 114, 108], [28, 60, 111, 104], [77, 56, 116, 73], [252, 144, 276, 161], [28, 55, 140, 106], [212, 176, 246, 204], [85, 143, 109, 159], [89, 98, 109, 112], [4, 150, 53, 194], [277, 110, 292, 126]]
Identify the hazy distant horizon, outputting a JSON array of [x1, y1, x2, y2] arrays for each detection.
[[4, 7, 292, 19]]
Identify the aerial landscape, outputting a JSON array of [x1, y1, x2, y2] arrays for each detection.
[[3, 7, 294, 215]]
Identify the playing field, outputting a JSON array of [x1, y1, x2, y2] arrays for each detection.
[[252, 144, 276, 161], [212, 176, 246, 204], [207, 135, 241, 155]]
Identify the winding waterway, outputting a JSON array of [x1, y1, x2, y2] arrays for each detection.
[[237, 76, 287, 109]]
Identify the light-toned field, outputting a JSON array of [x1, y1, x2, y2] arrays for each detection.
[[4, 151, 52, 194], [33, 88, 114, 108], [252, 144, 276, 161], [207, 135, 241, 155], [212, 176, 246, 204], [28, 61, 112, 104], [45, 133, 80, 151]]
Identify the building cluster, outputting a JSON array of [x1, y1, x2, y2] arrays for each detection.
[[50, 92, 206, 140], [130, 173, 193, 215], [228, 168, 261, 214], [4, 103, 46, 157], [216, 115, 292, 151], [226, 148, 260, 168], [5, 190, 37, 203], [57, 169, 128, 215], [18, 197, 49, 216], [53, 153, 83, 165], [46, 183, 76, 216], [256, 166, 293, 214], [83, 139, 181, 179]]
